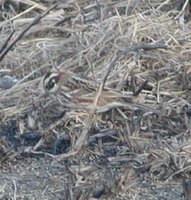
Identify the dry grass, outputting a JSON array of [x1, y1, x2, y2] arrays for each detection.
[[0, 0, 191, 199]]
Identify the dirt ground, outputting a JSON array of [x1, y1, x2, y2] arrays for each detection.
[[0, 0, 191, 199]]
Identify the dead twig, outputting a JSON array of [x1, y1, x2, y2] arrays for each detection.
[[0, 30, 15, 55], [120, 42, 167, 53], [133, 80, 149, 97], [74, 52, 121, 151], [0, 2, 58, 62]]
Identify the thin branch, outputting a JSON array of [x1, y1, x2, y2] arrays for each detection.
[[0, 2, 58, 62], [133, 80, 149, 97], [73, 52, 121, 151], [0, 30, 15, 55], [121, 42, 167, 53]]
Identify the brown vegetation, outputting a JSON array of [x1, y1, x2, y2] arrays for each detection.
[[0, 0, 191, 199]]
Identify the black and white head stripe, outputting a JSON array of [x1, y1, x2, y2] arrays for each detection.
[[43, 71, 61, 93]]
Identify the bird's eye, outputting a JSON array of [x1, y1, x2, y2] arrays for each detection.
[[46, 78, 56, 90]]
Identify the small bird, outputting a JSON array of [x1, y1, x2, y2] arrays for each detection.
[[43, 69, 63, 94], [42, 68, 157, 113], [43, 68, 98, 94]]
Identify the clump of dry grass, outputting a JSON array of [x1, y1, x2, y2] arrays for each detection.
[[1, 0, 191, 199]]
